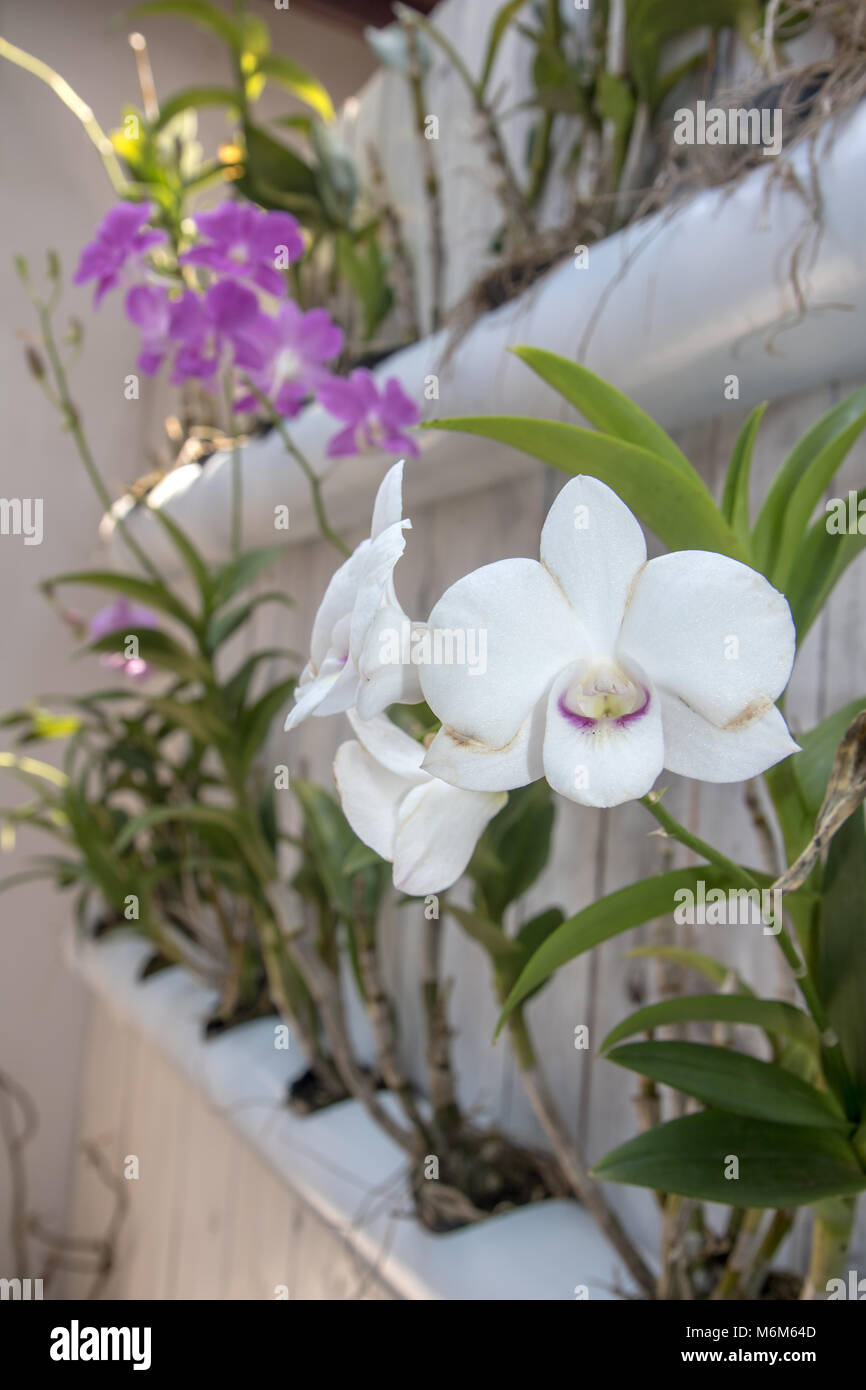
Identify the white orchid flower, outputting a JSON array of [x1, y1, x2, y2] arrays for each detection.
[[334, 711, 506, 895], [285, 461, 423, 731], [419, 476, 798, 809]]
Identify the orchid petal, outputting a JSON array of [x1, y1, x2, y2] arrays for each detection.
[[333, 739, 403, 861], [542, 662, 664, 807], [420, 558, 582, 748], [393, 780, 507, 895], [284, 663, 345, 731], [356, 607, 425, 717], [541, 476, 646, 654], [370, 460, 405, 539], [421, 708, 545, 791], [660, 693, 800, 782], [346, 710, 426, 783], [619, 551, 796, 726], [307, 540, 370, 666], [348, 520, 410, 663]]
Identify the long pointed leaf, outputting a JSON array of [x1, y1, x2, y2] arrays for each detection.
[[721, 401, 766, 551], [601, 995, 819, 1054], [50, 569, 196, 628], [786, 490, 866, 638], [606, 1040, 848, 1128], [593, 1111, 866, 1206], [752, 386, 866, 576], [497, 866, 767, 1030], [425, 416, 746, 560], [511, 347, 695, 479]]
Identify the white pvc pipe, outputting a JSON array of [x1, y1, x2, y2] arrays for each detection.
[[107, 101, 866, 567]]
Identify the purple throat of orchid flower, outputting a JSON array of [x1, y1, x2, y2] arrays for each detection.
[[557, 664, 650, 731]]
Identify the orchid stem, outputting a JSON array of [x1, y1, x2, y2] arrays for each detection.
[[223, 374, 242, 557], [240, 377, 350, 558], [0, 38, 127, 194], [501, 992, 656, 1298], [35, 300, 161, 582]]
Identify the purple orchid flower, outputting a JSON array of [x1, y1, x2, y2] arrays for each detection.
[[317, 370, 420, 458], [179, 202, 304, 298], [74, 203, 167, 306], [125, 284, 172, 376], [235, 301, 344, 416], [89, 596, 159, 680], [168, 280, 266, 386]]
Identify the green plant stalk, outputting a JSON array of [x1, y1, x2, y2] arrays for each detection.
[[743, 1208, 794, 1299], [499, 987, 656, 1297], [658, 1194, 696, 1299], [254, 903, 343, 1100], [198, 670, 414, 1151], [355, 914, 435, 1147], [639, 793, 855, 1105], [241, 377, 350, 557], [394, 4, 535, 242], [711, 1207, 763, 1299], [524, 0, 561, 211], [420, 915, 463, 1141], [223, 376, 243, 557], [801, 1196, 856, 1299], [0, 38, 127, 194], [35, 302, 161, 583], [402, 23, 445, 331]]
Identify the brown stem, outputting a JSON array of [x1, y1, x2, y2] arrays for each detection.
[[658, 1195, 696, 1299], [402, 23, 446, 328], [256, 907, 344, 1101], [357, 934, 433, 1145], [506, 1009, 656, 1298], [598, 0, 628, 197], [712, 1208, 763, 1299], [476, 101, 536, 244], [745, 778, 782, 876], [365, 141, 421, 342], [267, 888, 416, 1154], [743, 1209, 793, 1299], [0, 1071, 36, 1278], [421, 916, 463, 1140]]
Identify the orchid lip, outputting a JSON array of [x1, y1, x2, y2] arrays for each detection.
[[557, 663, 650, 730]]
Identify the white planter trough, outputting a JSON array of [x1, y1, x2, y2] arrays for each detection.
[[70, 928, 648, 1302]]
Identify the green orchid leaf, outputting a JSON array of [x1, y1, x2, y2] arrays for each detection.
[[497, 866, 768, 1030], [593, 1111, 866, 1206], [123, 1, 243, 50], [606, 1040, 848, 1128], [509, 347, 695, 477], [624, 944, 754, 993], [256, 55, 334, 122], [786, 490, 866, 638], [211, 546, 285, 608], [752, 386, 866, 579], [721, 401, 766, 552], [601, 995, 819, 1054], [794, 697, 866, 816], [49, 569, 196, 629], [425, 415, 746, 560], [151, 85, 241, 132]]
